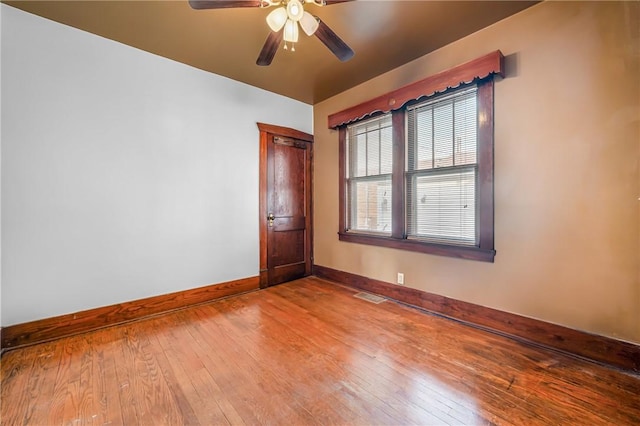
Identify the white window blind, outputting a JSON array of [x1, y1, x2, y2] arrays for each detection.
[[346, 115, 393, 234], [406, 87, 478, 245]]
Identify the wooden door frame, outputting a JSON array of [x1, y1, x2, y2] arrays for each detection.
[[257, 122, 314, 288]]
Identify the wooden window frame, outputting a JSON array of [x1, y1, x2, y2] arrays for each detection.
[[332, 52, 503, 262]]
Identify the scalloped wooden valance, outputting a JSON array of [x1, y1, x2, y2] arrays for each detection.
[[328, 50, 504, 129]]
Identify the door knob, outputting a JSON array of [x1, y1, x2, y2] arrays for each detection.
[[267, 213, 275, 227]]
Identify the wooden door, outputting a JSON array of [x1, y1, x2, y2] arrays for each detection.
[[258, 123, 313, 288]]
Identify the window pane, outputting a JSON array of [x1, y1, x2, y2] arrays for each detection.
[[355, 133, 367, 177], [407, 168, 476, 245], [349, 178, 392, 234], [408, 168, 476, 245], [454, 94, 477, 165], [408, 87, 477, 172], [367, 130, 380, 175], [433, 101, 453, 168], [415, 109, 433, 170], [380, 126, 393, 174], [348, 115, 392, 178]]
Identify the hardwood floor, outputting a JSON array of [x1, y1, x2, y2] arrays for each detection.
[[2, 276, 639, 425]]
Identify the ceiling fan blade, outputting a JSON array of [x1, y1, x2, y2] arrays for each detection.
[[188, 0, 263, 9], [314, 18, 354, 62], [257, 30, 283, 66]]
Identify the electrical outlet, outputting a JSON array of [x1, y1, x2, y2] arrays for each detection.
[[397, 272, 405, 285]]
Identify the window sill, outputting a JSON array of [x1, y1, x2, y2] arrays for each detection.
[[338, 232, 495, 263]]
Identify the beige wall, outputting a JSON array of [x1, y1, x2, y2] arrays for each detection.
[[313, 1, 640, 343]]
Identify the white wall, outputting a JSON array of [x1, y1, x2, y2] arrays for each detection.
[[0, 4, 312, 326]]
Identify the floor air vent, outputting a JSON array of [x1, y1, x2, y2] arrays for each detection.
[[354, 292, 386, 304]]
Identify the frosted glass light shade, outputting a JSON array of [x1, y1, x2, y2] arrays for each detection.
[[286, 0, 304, 21], [283, 19, 299, 42], [266, 7, 288, 32], [299, 11, 319, 36]]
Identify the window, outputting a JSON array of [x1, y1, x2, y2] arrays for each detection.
[[339, 81, 494, 262], [333, 52, 502, 262], [346, 115, 393, 235], [406, 87, 478, 246]]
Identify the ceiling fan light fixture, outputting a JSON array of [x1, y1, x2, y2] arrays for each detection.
[[283, 18, 299, 43], [190, 0, 355, 66], [286, 0, 304, 21], [266, 7, 288, 32], [299, 11, 319, 36]]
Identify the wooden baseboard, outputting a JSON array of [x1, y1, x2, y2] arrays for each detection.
[[313, 265, 640, 374], [1, 276, 260, 351]]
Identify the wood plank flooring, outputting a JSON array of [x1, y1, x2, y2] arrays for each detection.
[[2, 276, 639, 425]]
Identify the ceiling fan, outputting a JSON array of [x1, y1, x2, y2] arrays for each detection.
[[188, 0, 355, 66]]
